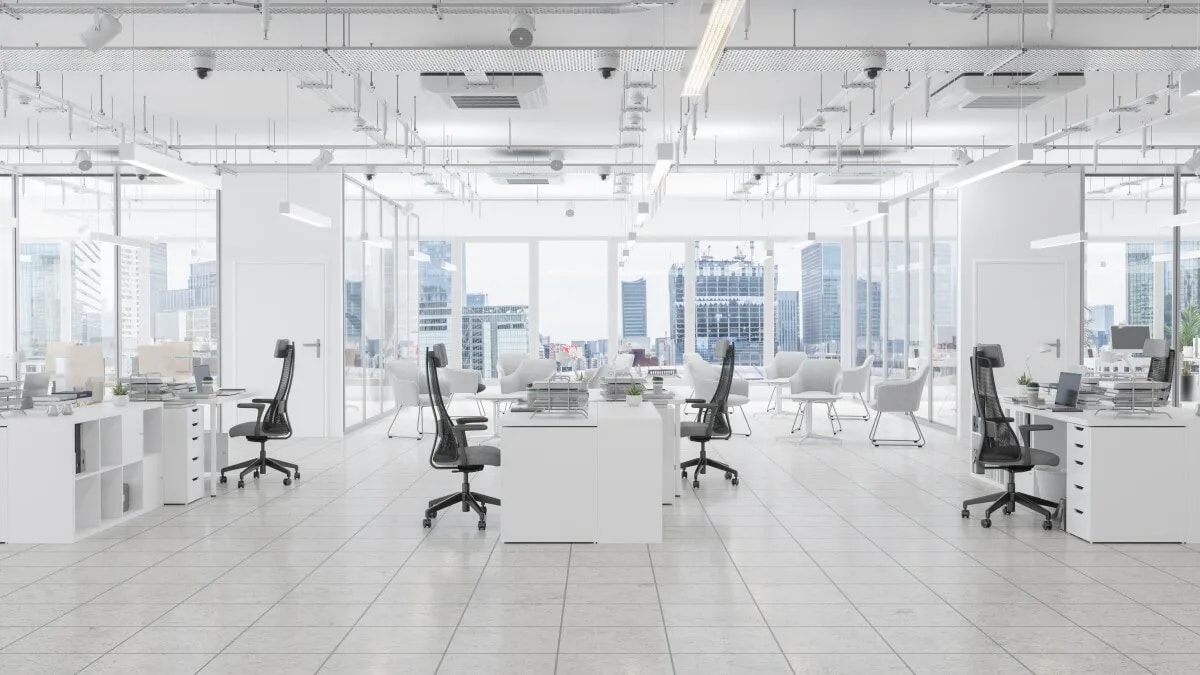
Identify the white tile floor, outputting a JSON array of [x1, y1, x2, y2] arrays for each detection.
[[3, 402, 1200, 674]]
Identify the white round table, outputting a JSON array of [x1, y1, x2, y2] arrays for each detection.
[[750, 378, 793, 415], [782, 392, 843, 442]]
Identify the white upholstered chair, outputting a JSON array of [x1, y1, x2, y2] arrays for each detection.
[[869, 362, 931, 447], [611, 353, 635, 375], [835, 354, 874, 421], [787, 359, 844, 435], [497, 353, 528, 380], [765, 351, 807, 380], [387, 359, 484, 438], [500, 358, 557, 394]]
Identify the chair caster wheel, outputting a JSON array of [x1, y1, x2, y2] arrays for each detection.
[[692, 480, 700, 489], [1002, 507, 1012, 515], [478, 520, 486, 530], [283, 477, 292, 486], [731, 477, 739, 486], [422, 518, 431, 528], [237, 480, 245, 489], [1042, 520, 1054, 531], [981, 518, 992, 528], [725, 472, 733, 480], [219, 475, 227, 484], [961, 509, 970, 519], [425, 510, 436, 519], [253, 471, 259, 479], [681, 470, 688, 479], [293, 472, 300, 480]]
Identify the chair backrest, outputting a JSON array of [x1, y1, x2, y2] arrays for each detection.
[[427, 344, 462, 466], [970, 352, 1021, 451], [684, 353, 716, 384], [765, 351, 807, 379], [612, 353, 635, 373], [1148, 348, 1175, 385], [497, 353, 528, 378], [386, 359, 424, 404], [263, 340, 295, 437], [513, 358, 556, 385], [697, 341, 737, 438], [790, 358, 843, 394]]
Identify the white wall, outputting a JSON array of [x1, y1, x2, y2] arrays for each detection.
[[219, 172, 345, 437], [958, 170, 1084, 434]]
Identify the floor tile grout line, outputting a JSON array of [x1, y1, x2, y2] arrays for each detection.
[[551, 543, 573, 674], [431, 531, 503, 674], [644, 543, 676, 675]]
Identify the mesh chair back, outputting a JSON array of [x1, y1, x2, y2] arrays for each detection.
[[698, 342, 736, 438], [970, 355, 1020, 450], [260, 341, 294, 436], [426, 345, 461, 466], [1148, 349, 1175, 384]]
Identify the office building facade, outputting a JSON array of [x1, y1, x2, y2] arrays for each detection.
[[800, 244, 841, 354], [776, 290, 800, 353], [672, 249, 772, 366], [621, 278, 647, 339], [462, 303, 530, 378]]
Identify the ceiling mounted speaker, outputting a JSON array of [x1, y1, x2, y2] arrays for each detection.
[[509, 13, 535, 48]]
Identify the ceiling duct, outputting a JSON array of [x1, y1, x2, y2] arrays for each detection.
[[421, 72, 548, 110], [0, 1, 676, 16], [931, 73, 1085, 111]]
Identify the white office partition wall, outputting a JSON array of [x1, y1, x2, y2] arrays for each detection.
[[0, 177, 14, 379], [957, 171, 1084, 434], [529, 242, 540, 359], [220, 172, 343, 437], [607, 239, 620, 361], [764, 246, 776, 362]]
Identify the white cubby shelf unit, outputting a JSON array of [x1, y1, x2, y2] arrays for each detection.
[[0, 402, 164, 543]]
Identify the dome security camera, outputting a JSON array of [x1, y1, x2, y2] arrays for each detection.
[[596, 51, 619, 80], [861, 50, 887, 80], [548, 150, 564, 172], [191, 50, 216, 80], [74, 149, 93, 172], [509, 13, 535, 48], [598, 165, 611, 181], [565, 201, 576, 218], [752, 165, 765, 182]]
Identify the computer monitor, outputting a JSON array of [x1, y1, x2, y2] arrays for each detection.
[[193, 364, 212, 391], [1111, 325, 1151, 351], [1054, 371, 1082, 408]]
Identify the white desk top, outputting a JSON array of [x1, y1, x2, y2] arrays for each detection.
[[501, 401, 661, 428], [783, 391, 839, 403], [166, 392, 257, 407], [0, 400, 162, 426], [471, 390, 529, 402], [1008, 402, 1196, 428]]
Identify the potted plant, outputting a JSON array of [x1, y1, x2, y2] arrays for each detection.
[[1181, 305, 1200, 358], [626, 383, 645, 406], [111, 382, 130, 407], [1017, 373, 1040, 405], [1183, 361, 1197, 402]]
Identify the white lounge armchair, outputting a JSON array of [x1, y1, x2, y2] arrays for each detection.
[[685, 353, 751, 437], [611, 353, 635, 376], [497, 353, 528, 379], [835, 354, 873, 421], [500, 358, 557, 394], [765, 351, 807, 379], [386, 359, 484, 438], [787, 359, 844, 436], [869, 363, 931, 447]]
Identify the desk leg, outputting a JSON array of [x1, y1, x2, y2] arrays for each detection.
[[209, 405, 221, 497]]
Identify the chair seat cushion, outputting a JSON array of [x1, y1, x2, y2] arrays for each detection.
[[979, 446, 1060, 468], [464, 445, 501, 466], [679, 421, 708, 438], [230, 420, 289, 439], [727, 394, 749, 407]]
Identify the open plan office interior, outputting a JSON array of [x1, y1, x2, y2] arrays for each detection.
[[11, 1, 1200, 673]]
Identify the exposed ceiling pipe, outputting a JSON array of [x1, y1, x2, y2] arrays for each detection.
[[931, 1, 1198, 17], [0, 0, 674, 17], [0, 73, 171, 150], [783, 72, 876, 150], [1032, 80, 1176, 149]]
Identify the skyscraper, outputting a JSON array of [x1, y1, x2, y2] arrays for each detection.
[[1088, 304, 1115, 349], [671, 246, 773, 366], [801, 244, 841, 353], [418, 241, 453, 353], [17, 241, 104, 360], [621, 278, 647, 339], [466, 293, 488, 308], [462, 303, 529, 378], [1126, 243, 1154, 328], [855, 278, 882, 363], [776, 291, 800, 353]]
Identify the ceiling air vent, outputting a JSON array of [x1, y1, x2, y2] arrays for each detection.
[[931, 73, 1085, 111], [503, 177, 551, 185], [422, 72, 548, 110]]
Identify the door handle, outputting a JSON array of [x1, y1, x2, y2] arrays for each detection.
[[302, 338, 322, 358]]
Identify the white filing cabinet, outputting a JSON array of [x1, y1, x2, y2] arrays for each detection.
[[163, 405, 205, 505], [1064, 423, 1188, 543]]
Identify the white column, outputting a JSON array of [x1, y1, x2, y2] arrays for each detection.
[[0, 181, 15, 378], [607, 239, 620, 361], [881, 213, 891, 379], [685, 241, 697, 356], [843, 230, 856, 366], [528, 241, 540, 358], [449, 240, 464, 368], [763, 243, 776, 363], [1153, 255, 1166, 339]]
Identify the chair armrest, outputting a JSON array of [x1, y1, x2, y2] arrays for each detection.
[[251, 398, 274, 404], [453, 416, 489, 424], [1019, 423, 1054, 448], [456, 424, 489, 432], [237, 401, 267, 436], [689, 402, 720, 410], [237, 402, 266, 411], [685, 398, 707, 404], [731, 377, 750, 397]]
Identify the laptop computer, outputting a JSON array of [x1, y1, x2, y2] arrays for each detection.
[[1044, 371, 1083, 412]]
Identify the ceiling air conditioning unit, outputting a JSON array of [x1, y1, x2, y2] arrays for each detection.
[[421, 72, 548, 110], [485, 169, 565, 186], [814, 170, 898, 187], [931, 73, 1085, 111]]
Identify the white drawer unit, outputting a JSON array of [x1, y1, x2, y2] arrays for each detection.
[[1065, 424, 1187, 543], [163, 405, 205, 505]]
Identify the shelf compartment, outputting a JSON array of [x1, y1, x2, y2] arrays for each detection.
[[74, 474, 101, 533], [99, 416, 122, 468], [100, 467, 125, 520], [77, 420, 101, 475]]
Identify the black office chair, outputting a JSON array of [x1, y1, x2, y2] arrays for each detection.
[[219, 339, 299, 488], [962, 345, 1060, 530], [423, 343, 501, 531], [680, 339, 740, 489]]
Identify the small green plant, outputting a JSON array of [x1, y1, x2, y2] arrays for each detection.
[[1016, 373, 1033, 387], [626, 383, 645, 396], [111, 382, 129, 396]]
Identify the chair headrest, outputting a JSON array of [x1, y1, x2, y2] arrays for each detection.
[[973, 344, 1004, 367], [274, 339, 292, 358], [715, 339, 731, 359], [429, 343, 449, 368]]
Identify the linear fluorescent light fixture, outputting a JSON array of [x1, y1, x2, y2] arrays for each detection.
[[1030, 232, 1087, 249], [1151, 249, 1200, 263], [410, 249, 431, 263], [118, 143, 221, 191], [845, 202, 888, 228], [90, 232, 156, 249], [1182, 68, 1200, 97], [362, 237, 392, 250], [649, 143, 673, 194], [635, 201, 650, 227], [682, 0, 747, 97], [441, 261, 458, 272], [279, 201, 332, 229], [939, 143, 1033, 190]]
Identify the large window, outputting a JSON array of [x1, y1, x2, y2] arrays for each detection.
[[17, 176, 117, 384], [462, 242, 530, 378], [417, 239, 452, 358], [622, 243, 685, 366], [693, 240, 766, 368], [776, 242, 842, 358], [117, 177, 218, 378], [539, 241, 608, 369]]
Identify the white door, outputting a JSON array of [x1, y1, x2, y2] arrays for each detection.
[[232, 262, 327, 437], [974, 260, 1070, 385]]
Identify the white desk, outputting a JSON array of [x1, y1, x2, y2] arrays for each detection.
[[470, 390, 528, 441], [1004, 403, 1200, 543], [650, 391, 689, 505], [500, 402, 663, 544], [181, 392, 256, 497], [784, 392, 843, 442]]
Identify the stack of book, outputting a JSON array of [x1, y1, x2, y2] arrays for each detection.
[[128, 377, 192, 401], [0, 380, 20, 413]]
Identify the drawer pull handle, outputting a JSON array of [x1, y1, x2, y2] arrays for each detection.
[[191, 436, 199, 441], [1074, 460, 1084, 466], [191, 476, 199, 482], [191, 408, 199, 413], [191, 456, 200, 461], [1074, 508, 1084, 515], [1074, 443, 1085, 448], [1074, 484, 1084, 490], [1074, 426, 1084, 432], [191, 422, 199, 427]]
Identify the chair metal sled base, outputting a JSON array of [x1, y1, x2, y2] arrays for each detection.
[[962, 473, 1060, 530], [386, 405, 425, 439], [832, 393, 872, 422], [219, 442, 299, 488], [424, 469, 500, 531], [680, 443, 739, 488], [868, 412, 926, 447]]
